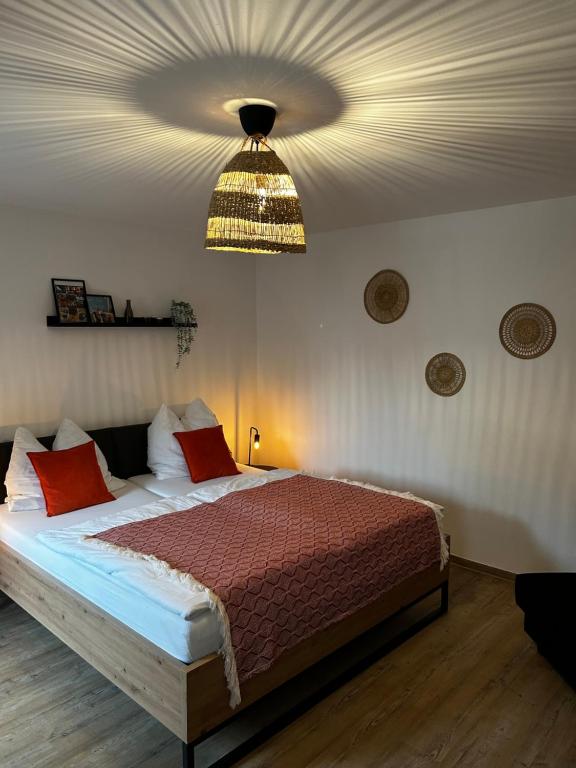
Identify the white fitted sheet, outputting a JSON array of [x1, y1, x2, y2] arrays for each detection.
[[129, 463, 266, 498], [0, 481, 222, 662]]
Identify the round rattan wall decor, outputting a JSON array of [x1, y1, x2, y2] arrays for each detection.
[[499, 303, 556, 359], [425, 353, 466, 397], [364, 269, 409, 324]]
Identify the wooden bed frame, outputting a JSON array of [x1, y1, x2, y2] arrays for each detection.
[[0, 543, 448, 765], [0, 423, 449, 766]]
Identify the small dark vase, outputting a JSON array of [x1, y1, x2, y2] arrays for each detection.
[[124, 299, 134, 324]]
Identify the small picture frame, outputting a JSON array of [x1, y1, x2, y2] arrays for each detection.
[[52, 278, 90, 324], [87, 294, 116, 324]]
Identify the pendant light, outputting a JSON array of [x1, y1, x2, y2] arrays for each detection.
[[205, 104, 306, 254]]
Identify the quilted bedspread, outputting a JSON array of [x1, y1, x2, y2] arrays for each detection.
[[92, 474, 443, 704]]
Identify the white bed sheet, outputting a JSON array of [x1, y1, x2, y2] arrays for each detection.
[[0, 481, 223, 662], [129, 463, 266, 498]]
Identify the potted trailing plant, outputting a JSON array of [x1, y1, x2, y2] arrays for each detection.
[[170, 300, 198, 368]]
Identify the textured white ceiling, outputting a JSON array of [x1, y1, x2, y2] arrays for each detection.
[[1, 0, 575, 234]]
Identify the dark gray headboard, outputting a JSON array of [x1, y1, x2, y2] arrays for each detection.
[[0, 422, 150, 503]]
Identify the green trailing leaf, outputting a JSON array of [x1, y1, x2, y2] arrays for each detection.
[[171, 300, 198, 368]]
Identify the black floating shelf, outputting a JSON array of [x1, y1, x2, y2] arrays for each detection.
[[46, 316, 197, 328]]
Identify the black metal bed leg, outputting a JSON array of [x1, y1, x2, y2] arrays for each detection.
[[182, 741, 195, 768], [440, 579, 449, 614]]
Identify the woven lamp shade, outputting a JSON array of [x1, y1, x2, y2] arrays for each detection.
[[205, 145, 306, 254]]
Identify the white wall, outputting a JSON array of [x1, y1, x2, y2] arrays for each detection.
[[0, 206, 257, 460], [256, 196, 576, 573], [2, 198, 575, 573]]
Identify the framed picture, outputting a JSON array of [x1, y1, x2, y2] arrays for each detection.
[[52, 278, 90, 324], [87, 294, 116, 324]]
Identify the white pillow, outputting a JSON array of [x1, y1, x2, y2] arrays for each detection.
[[148, 401, 221, 480], [5, 427, 48, 512], [53, 418, 126, 493], [182, 398, 219, 430], [147, 404, 190, 479]]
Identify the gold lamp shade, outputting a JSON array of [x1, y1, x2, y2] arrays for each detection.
[[205, 142, 306, 254]]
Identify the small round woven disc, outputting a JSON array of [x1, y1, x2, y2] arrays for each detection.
[[426, 353, 466, 397], [364, 269, 409, 324], [499, 303, 556, 359]]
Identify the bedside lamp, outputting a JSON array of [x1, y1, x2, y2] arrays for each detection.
[[248, 426, 260, 466]]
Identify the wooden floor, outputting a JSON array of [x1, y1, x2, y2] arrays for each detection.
[[1, 565, 575, 768]]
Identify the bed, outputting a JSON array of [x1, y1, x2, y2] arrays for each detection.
[[0, 422, 449, 768]]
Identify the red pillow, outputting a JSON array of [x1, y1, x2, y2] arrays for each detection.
[[27, 440, 115, 517], [174, 425, 240, 483]]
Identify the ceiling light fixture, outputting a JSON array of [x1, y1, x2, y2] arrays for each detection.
[[205, 103, 306, 254]]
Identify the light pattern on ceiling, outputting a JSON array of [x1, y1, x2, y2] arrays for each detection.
[[0, 0, 575, 233]]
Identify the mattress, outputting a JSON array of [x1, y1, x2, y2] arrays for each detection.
[[129, 462, 265, 498], [0, 481, 222, 662]]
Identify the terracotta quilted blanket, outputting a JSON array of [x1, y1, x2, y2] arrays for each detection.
[[92, 475, 442, 704]]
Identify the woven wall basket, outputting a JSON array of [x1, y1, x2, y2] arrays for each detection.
[[426, 353, 466, 397], [364, 269, 409, 324], [499, 303, 556, 359]]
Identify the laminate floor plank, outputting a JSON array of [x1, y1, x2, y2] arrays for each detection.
[[1, 567, 574, 768]]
